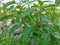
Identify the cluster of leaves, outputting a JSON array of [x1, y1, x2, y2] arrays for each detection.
[[0, 0, 60, 45]]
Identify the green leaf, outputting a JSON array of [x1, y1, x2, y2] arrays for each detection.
[[0, 15, 13, 21], [21, 7, 34, 18], [19, 27, 32, 45], [21, 27, 32, 41], [39, 33, 50, 45], [53, 32, 60, 39], [38, 0, 44, 6], [9, 24, 22, 34]]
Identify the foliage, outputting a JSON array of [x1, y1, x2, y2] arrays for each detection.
[[0, 0, 60, 45]]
